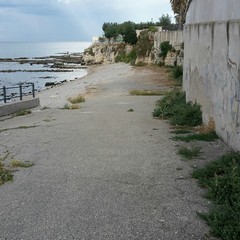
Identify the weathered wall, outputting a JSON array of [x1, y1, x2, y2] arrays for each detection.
[[183, 0, 240, 150], [154, 30, 183, 50], [154, 30, 183, 65]]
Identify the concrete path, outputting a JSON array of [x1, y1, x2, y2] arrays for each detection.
[[0, 64, 209, 239]]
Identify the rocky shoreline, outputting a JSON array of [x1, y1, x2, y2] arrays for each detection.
[[0, 53, 91, 95]]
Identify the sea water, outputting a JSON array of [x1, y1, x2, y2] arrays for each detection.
[[0, 41, 91, 90]]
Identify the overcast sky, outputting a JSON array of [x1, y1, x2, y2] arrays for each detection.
[[0, 0, 173, 42]]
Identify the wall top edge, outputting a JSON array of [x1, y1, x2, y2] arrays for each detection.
[[184, 19, 240, 28]]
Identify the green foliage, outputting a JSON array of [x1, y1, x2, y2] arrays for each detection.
[[178, 146, 202, 160], [102, 21, 137, 45], [170, 102, 202, 126], [171, 129, 192, 134], [160, 41, 172, 59], [192, 152, 240, 240], [0, 162, 13, 185], [173, 131, 219, 142], [136, 31, 154, 57], [153, 90, 202, 126], [16, 109, 31, 116], [11, 160, 34, 168], [172, 66, 183, 79], [158, 14, 172, 28], [115, 49, 137, 65], [148, 26, 158, 32], [120, 21, 138, 45], [102, 22, 119, 40]]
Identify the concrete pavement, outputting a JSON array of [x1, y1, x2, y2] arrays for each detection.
[[0, 64, 209, 239]]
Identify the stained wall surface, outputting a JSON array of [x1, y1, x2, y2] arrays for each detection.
[[183, 0, 240, 150]]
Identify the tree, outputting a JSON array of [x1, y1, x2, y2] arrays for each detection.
[[102, 22, 119, 41], [158, 14, 172, 28], [170, 0, 189, 29], [119, 21, 137, 45]]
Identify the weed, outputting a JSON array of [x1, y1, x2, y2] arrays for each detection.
[[178, 146, 202, 160], [171, 129, 192, 134], [0, 162, 13, 185], [127, 108, 134, 112], [160, 41, 172, 59], [61, 103, 80, 110], [11, 160, 34, 168], [69, 104, 80, 110], [67, 95, 85, 104], [16, 109, 31, 116], [192, 152, 240, 240], [153, 90, 202, 127], [129, 89, 167, 96], [173, 131, 219, 142]]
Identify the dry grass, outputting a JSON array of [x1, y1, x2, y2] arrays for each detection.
[[196, 117, 216, 134], [67, 95, 85, 104], [11, 160, 34, 168], [129, 89, 168, 96], [62, 103, 80, 110]]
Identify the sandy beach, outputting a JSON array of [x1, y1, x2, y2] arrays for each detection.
[[37, 63, 173, 109]]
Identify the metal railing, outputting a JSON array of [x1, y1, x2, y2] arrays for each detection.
[[0, 83, 35, 103]]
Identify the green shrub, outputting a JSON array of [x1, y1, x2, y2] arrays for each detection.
[[173, 131, 218, 142], [0, 162, 13, 185], [178, 146, 202, 160], [172, 66, 183, 79], [16, 109, 31, 116], [160, 41, 172, 59], [192, 152, 240, 240], [170, 102, 202, 126], [153, 90, 202, 126], [115, 49, 137, 65]]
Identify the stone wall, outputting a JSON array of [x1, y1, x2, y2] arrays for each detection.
[[183, 0, 240, 151]]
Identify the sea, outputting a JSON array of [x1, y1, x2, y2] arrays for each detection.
[[0, 41, 91, 91]]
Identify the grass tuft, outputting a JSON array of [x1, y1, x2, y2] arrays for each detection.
[[172, 131, 219, 142], [0, 162, 13, 185], [178, 146, 202, 159], [171, 129, 192, 134], [192, 152, 240, 240], [11, 160, 34, 168], [62, 103, 80, 110], [129, 89, 167, 96], [16, 109, 31, 116], [67, 95, 85, 104]]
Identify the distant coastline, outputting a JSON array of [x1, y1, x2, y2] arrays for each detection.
[[0, 41, 91, 96]]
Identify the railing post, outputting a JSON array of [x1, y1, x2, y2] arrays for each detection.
[[32, 83, 35, 98], [19, 84, 23, 101], [3, 86, 7, 103]]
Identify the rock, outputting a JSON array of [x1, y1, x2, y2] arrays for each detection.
[[45, 82, 56, 87]]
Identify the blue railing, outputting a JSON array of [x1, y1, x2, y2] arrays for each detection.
[[0, 83, 35, 103]]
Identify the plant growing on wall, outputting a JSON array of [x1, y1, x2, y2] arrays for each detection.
[[160, 41, 172, 59]]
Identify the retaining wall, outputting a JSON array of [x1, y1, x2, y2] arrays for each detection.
[[183, 0, 240, 150], [0, 98, 40, 117]]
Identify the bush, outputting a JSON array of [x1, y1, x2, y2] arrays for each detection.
[[115, 49, 137, 65], [172, 66, 183, 79], [153, 90, 202, 126], [192, 152, 240, 240], [160, 41, 172, 59]]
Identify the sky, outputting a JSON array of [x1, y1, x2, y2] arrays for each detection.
[[0, 0, 173, 42]]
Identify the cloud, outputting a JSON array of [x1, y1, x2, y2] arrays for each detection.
[[0, 0, 173, 41]]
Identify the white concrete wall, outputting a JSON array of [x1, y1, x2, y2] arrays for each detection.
[[183, 0, 240, 151], [154, 31, 183, 50]]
